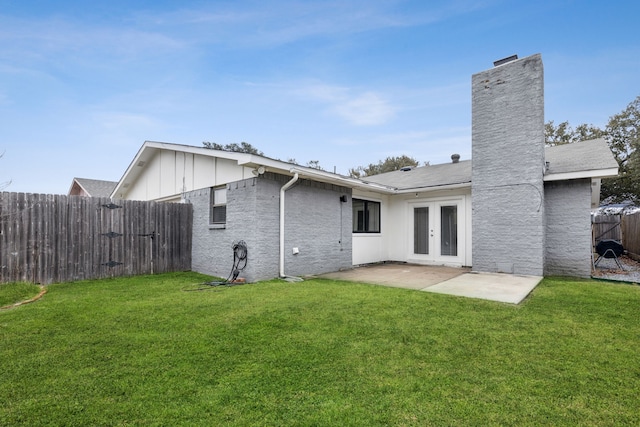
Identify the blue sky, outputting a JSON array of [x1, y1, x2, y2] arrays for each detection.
[[1, 0, 639, 194]]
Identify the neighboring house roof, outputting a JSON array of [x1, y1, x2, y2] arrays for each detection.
[[69, 178, 118, 197], [543, 138, 619, 181]]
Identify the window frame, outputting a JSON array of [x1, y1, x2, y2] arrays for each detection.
[[352, 198, 381, 234], [209, 185, 227, 227]]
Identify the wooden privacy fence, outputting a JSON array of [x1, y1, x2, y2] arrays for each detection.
[[592, 214, 622, 242], [0, 192, 192, 284], [592, 212, 640, 260], [621, 211, 640, 259]]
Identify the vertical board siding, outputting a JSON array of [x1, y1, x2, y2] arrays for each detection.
[[0, 192, 192, 284]]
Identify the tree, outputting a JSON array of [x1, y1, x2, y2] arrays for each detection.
[[545, 95, 640, 203], [305, 160, 323, 170], [545, 121, 603, 146], [601, 96, 640, 203], [202, 141, 264, 156], [349, 155, 423, 178]]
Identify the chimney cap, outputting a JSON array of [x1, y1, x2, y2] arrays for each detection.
[[451, 154, 461, 163], [493, 54, 518, 67]]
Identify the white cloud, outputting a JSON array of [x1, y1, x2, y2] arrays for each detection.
[[294, 83, 395, 126], [332, 92, 395, 126]]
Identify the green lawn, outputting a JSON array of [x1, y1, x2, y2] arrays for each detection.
[[0, 282, 42, 308], [1, 273, 639, 426]]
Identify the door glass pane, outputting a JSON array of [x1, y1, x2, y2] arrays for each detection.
[[440, 205, 457, 256], [414, 207, 429, 254]]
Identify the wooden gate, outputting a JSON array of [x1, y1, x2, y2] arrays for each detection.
[[0, 193, 192, 284]]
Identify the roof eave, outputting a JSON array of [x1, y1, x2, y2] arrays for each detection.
[[288, 167, 396, 194], [543, 167, 619, 182], [68, 178, 86, 196]]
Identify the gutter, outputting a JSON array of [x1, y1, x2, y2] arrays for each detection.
[[543, 167, 619, 182], [284, 165, 396, 195], [279, 171, 299, 278]]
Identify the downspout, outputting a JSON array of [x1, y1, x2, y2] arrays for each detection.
[[280, 171, 299, 278]]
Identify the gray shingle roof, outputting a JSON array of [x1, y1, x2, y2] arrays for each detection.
[[544, 138, 618, 176], [360, 139, 617, 191], [361, 160, 472, 190], [73, 178, 118, 197]]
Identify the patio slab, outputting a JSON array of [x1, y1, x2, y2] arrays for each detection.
[[424, 272, 542, 304], [318, 263, 542, 304], [319, 263, 469, 290]]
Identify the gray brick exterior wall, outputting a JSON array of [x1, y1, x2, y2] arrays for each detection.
[[186, 172, 352, 282], [471, 54, 545, 276], [544, 179, 592, 277], [282, 175, 352, 278]]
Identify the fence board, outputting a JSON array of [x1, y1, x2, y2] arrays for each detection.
[[622, 212, 640, 258], [0, 192, 192, 285], [592, 214, 621, 247]]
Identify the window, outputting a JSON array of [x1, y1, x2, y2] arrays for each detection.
[[209, 186, 227, 225], [353, 198, 380, 233]]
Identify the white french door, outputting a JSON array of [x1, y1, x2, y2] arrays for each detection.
[[409, 200, 462, 264]]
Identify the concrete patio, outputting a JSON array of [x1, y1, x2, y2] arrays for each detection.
[[318, 263, 542, 304]]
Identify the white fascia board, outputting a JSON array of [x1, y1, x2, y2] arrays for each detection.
[[287, 167, 396, 194], [111, 143, 153, 198], [543, 167, 619, 182], [146, 141, 253, 163], [236, 156, 297, 171]]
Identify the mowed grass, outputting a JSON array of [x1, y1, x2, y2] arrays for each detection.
[[0, 282, 42, 307], [1, 272, 639, 426]]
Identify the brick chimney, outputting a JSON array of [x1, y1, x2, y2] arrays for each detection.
[[471, 54, 545, 276]]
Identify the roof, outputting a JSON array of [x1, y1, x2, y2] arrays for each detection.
[[113, 138, 619, 198], [69, 178, 118, 197], [543, 138, 619, 181], [111, 141, 394, 198], [361, 160, 472, 192], [360, 138, 618, 191]]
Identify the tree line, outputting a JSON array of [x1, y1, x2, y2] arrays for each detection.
[[545, 96, 639, 203]]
